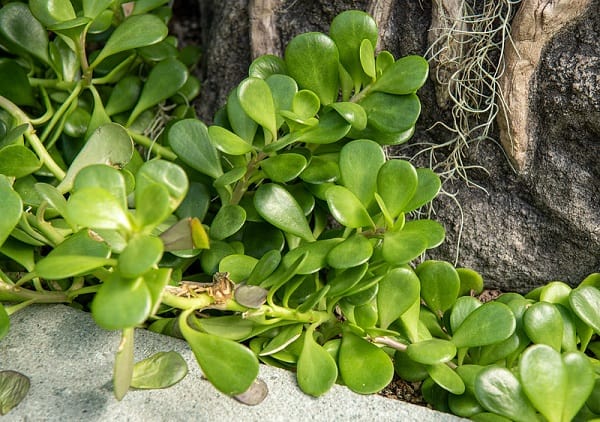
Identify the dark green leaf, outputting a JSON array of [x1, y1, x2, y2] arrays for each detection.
[[359, 92, 420, 133], [382, 226, 428, 265], [105, 75, 142, 116], [261, 154, 307, 183], [451, 302, 516, 349], [169, 119, 223, 179], [371, 55, 429, 94], [325, 185, 374, 228], [0, 176, 22, 246], [427, 363, 465, 394], [0, 60, 35, 106], [376, 159, 418, 218], [0, 3, 49, 65], [285, 32, 339, 105], [326, 234, 372, 269], [210, 205, 246, 240]]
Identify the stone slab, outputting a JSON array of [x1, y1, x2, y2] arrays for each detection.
[[0, 305, 463, 421]]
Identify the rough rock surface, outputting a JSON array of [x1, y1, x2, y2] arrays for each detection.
[[188, 0, 600, 292]]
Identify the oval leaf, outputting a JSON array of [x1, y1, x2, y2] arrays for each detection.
[[118, 234, 163, 278], [451, 302, 516, 349], [261, 154, 307, 183], [238, 77, 277, 139], [325, 185, 374, 229], [0, 176, 22, 246], [169, 119, 223, 179], [523, 302, 563, 351], [92, 275, 152, 330], [407, 339, 457, 365], [416, 260, 460, 314], [208, 125, 253, 155], [377, 267, 420, 329], [131, 351, 188, 389], [339, 139, 385, 207], [569, 285, 600, 334], [326, 234, 373, 269], [376, 159, 418, 218], [297, 328, 338, 397], [371, 55, 429, 94], [210, 205, 246, 240]]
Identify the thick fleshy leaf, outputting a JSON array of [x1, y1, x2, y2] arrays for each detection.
[[127, 58, 188, 125], [0, 3, 49, 65], [562, 351, 595, 421], [210, 205, 246, 240], [246, 250, 281, 285], [427, 363, 465, 394], [282, 239, 343, 275], [73, 164, 127, 209], [92, 275, 152, 330], [0, 145, 42, 178], [227, 87, 258, 143], [238, 77, 277, 139], [135, 159, 188, 214], [131, 351, 188, 389], [285, 32, 339, 105], [254, 183, 314, 241], [0, 60, 35, 106], [519, 345, 567, 422], [325, 185, 374, 229], [261, 154, 307, 183], [416, 260, 460, 315], [403, 168, 442, 212], [360, 92, 420, 133], [0, 305, 8, 341], [0, 176, 22, 247], [569, 286, 600, 334], [376, 160, 418, 218], [68, 187, 131, 230], [330, 102, 367, 130], [0, 370, 30, 415], [300, 156, 339, 184], [291, 111, 351, 146], [539, 281, 572, 308], [377, 267, 420, 329], [260, 324, 303, 356], [83, 0, 114, 18], [523, 302, 563, 351], [46, 228, 111, 260], [92, 14, 168, 67], [401, 220, 445, 249], [266, 74, 297, 127], [338, 331, 394, 394], [105, 75, 142, 116], [118, 234, 163, 278], [0, 238, 34, 272], [35, 255, 113, 279], [180, 310, 259, 395], [360, 39, 376, 79], [371, 55, 429, 94], [329, 10, 378, 88], [292, 90, 320, 119], [235, 284, 268, 309], [449, 296, 482, 334], [382, 228, 427, 265], [407, 339, 456, 365], [30, 0, 76, 27], [339, 139, 385, 207], [457, 268, 485, 296], [219, 254, 258, 282], [451, 302, 516, 349], [326, 234, 372, 269], [297, 328, 338, 397], [249, 54, 287, 79], [57, 123, 134, 193], [208, 126, 253, 155], [169, 119, 223, 179], [474, 367, 538, 422], [192, 314, 254, 341], [135, 183, 171, 230]]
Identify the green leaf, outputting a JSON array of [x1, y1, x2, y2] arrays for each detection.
[[285, 32, 339, 105], [407, 339, 456, 365], [0, 238, 34, 272], [360, 39, 376, 79], [128, 58, 188, 125], [451, 302, 516, 349], [113, 328, 134, 400], [246, 250, 281, 285], [238, 77, 277, 139], [282, 239, 343, 275], [260, 324, 303, 356], [92, 274, 152, 330], [169, 119, 223, 179], [192, 314, 255, 340], [339, 139, 385, 207], [135, 183, 171, 230], [227, 87, 258, 143], [371, 55, 429, 94], [30, 0, 76, 27], [261, 154, 307, 183], [0, 3, 49, 65], [338, 331, 394, 394], [376, 51, 395, 76], [105, 75, 142, 116], [457, 267, 485, 296], [131, 351, 188, 389], [297, 327, 338, 397], [0, 176, 22, 246], [523, 302, 563, 351], [569, 285, 600, 334], [449, 296, 482, 334], [180, 310, 259, 395], [219, 254, 258, 282], [376, 159, 418, 218], [254, 183, 314, 242], [382, 226, 428, 265], [249, 54, 287, 79], [474, 367, 538, 422], [329, 10, 378, 88], [73, 164, 127, 209], [0, 60, 35, 106], [416, 260, 460, 314], [427, 363, 465, 394], [0, 370, 30, 416], [131, 0, 170, 14], [562, 351, 595, 421], [401, 220, 445, 249], [35, 255, 114, 279], [118, 234, 163, 278], [135, 159, 188, 214], [377, 267, 420, 329], [359, 92, 421, 133], [300, 156, 339, 184], [208, 126, 253, 155], [325, 185, 374, 229], [83, 0, 114, 19], [329, 102, 367, 130], [266, 74, 297, 128], [46, 228, 111, 259], [326, 234, 372, 269], [292, 89, 320, 119], [58, 123, 134, 193], [210, 205, 246, 240], [519, 345, 567, 422], [92, 14, 168, 67], [403, 168, 442, 212], [68, 187, 131, 230]]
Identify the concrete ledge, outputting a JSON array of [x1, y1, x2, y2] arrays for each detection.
[[1, 305, 462, 421]]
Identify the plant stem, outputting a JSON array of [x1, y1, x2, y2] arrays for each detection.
[[230, 152, 267, 205], [0, 96, 66, 180], [0, 281, 69, 304], [128, 131, 178, 161], [39, 83, 83, 144]]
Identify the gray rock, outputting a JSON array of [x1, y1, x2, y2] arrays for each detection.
[[0, 305, 462, 421]]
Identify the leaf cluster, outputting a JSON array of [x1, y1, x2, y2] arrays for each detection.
[[0, 5, 598, 421]]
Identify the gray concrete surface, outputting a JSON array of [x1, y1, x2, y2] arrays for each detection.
[[0, 305, 462, 421]]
